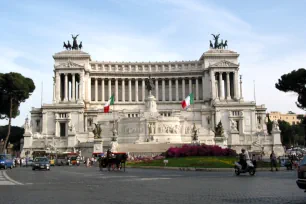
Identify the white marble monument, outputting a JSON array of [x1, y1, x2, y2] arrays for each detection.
[[21, 35, 284, 157]]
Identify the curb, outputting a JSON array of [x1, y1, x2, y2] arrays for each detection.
[[127, 166, 287, 172]]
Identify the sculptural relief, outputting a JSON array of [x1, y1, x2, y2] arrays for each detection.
[[272, 120, 280, 131], [230, 119, 238, 131]]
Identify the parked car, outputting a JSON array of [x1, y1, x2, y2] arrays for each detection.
[[0, 154, 14, 169], [32, 157, 50, 171], [296, 156, 306, 191]]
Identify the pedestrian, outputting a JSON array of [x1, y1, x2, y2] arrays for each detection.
[[86, 157, 90, 167], [270, 151, 278, 171]]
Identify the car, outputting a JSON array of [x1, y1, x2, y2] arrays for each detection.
[[32, 157, 50, 171], [296, 156, 306, 191], [0, 154, 14, 169]]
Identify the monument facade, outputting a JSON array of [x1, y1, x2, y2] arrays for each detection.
[[21, 35, 284, 157]]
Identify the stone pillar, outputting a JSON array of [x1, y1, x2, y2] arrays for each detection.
[[84, 115, 88, 132], [72, 74, 75, 101], [234, 71, 239, 99], [210, 71, 216, 99], [56, 72, 61, 102], [195, 78, 199, 100], [128, 79, 132, 102], [64, 74, 68, 101], [182, 78, 185, 98], [95, 78, 98, 102], [79, 72, 84, 101], [122, 79, 125, 102], [169, 79, 172, 101], [142, 79, 145, 101], [53, 81, 56, 103], [108, 79, 112, 100], [87, 74, 91, 102], [101, 78, 105, 102], [115, 78, 118, 102], [135, 78, 138, 102], [175, 78, 179, 101], [219, 72, 224, 100], [226, 72, 231, 99], [162, 79, 165, 101], [202, 76, 205, 101], [189, 78, 192, 94], [240, 75, 243, 100], [155, 79, 159, 101], [55, 120, 59, 137]]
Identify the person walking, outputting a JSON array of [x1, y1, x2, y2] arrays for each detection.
[[270, 150, 278, 171]]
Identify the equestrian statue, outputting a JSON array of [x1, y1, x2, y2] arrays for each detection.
[[63, 34, 83, 50], [210, 34, 228, 49]]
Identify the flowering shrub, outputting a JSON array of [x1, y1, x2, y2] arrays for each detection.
[[165, 144, 236, 158]]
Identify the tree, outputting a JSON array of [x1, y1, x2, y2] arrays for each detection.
[[275, 68, 306, 110], [0, 72, 35, 153], [0, 125, 24, 151]]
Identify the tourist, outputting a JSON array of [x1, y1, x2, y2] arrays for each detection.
[[270, 151, 278, 171]]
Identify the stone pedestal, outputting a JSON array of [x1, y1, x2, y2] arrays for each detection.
[[214, 136, 227, 148], [68, 133, 76, 148], [110, 141, 118, 152], [93, 139, 103, 153], [228, 130, 240, 145], [271, 129, 284, 156]]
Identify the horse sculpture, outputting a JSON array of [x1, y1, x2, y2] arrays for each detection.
[[67, 41, 72, 50], [63, 42, 68, 50], [211, 34, 220, 49], [79, 41, 83, 50]]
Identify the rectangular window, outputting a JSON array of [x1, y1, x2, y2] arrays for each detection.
[[60, 123, 66, 137]]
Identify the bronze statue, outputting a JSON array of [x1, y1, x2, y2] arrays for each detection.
[[71, 34, 79, 50], [79, 41, 83, 50], [145, 75, 155, 92], [211, 34, 220, 49], [223, 40, 228, 49], [209, 40, 213, 49], [63, 42, 68, 50], [67, 41, 72, 50], [93, 123, 102, 139]]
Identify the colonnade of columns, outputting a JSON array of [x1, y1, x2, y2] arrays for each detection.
[[89, 77, 205, 102], [55, 73, 83, 102], [211, 71, 242, 100]]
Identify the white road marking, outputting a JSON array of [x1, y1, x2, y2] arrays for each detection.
[[0, 171, 23, 185]]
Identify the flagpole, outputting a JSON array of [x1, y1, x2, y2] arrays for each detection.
[[253, 80, 256, 102], [41, 81, 43, 107]]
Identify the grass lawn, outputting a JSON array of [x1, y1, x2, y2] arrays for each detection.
[[127, 157, 280, 168]]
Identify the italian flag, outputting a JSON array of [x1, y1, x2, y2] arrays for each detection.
[[104, 95, 114, 113], [181, 93, 194, 109]]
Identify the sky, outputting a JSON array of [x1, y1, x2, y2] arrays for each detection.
[[0, 0, 306, 127]]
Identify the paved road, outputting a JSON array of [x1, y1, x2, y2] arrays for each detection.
[[0, 166, 305, 204]]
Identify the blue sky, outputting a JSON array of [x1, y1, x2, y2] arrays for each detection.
[[0, 0, 306, 126]]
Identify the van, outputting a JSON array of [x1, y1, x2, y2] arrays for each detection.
[[0, 154, 14, 169]]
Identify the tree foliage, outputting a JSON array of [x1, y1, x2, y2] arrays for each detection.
[[0, 72, 35, 153], [0, 126, 24, 151], [275, 68, 306, 110], [266, 114, 273, 135], [278, 119, 305, 147]]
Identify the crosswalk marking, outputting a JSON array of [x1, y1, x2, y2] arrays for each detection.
[[0, 171, 23, 185]]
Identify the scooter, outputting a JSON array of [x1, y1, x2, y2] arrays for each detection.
[[234, 160, 256, 176]]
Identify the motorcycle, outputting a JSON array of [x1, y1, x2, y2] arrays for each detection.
[[234, 160, 256, 176]]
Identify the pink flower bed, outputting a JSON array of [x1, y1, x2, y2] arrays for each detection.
[[166, 144, 236, 158]]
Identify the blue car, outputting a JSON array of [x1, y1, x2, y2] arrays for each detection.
[[0, 154, 14, 169]]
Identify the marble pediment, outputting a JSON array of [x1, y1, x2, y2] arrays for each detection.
[[209, 60, 239, 68], [55, 60, 85, 69]]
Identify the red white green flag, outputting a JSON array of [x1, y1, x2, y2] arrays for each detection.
[[181, 93, 194, 109], [104, 95, 114, 113]]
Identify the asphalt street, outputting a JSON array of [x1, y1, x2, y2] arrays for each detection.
[[0, 165, 305, 204]]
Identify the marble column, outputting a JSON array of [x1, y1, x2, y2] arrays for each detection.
[[79, 73, 84, 101], [182, 78, 185, 98], [135, 78, 138, 102], [142, 79, 145, 101], [56, 72, 61, 102], [189, 78, 192, 94], [240, 75, 243, 100], [95, 78, 98, 102], [72, 74, 75, 101], [210, 71, 216, 99], [162, 79, 165, 101], [234, 71, 239, 99], [175, 78, 179, 101], [64, 74, 68, 101], [101, 78, 105, 102], [84, 115, 88, 132], [195, 78, 199, 100], [202, 76, 205, 101], [219, 72, 224, 100], [56, 120, 59, 136], [87, 74, 91, 102], [122, 79, 125, 102], [128, 79, 132, 102], [169, 79, 172, 101], [155, 79, 159, 101], [115, 78, 118, 102], [226, 72, 231, 99], [108, 79, 112, 100], [53, 81, 56, 103]]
